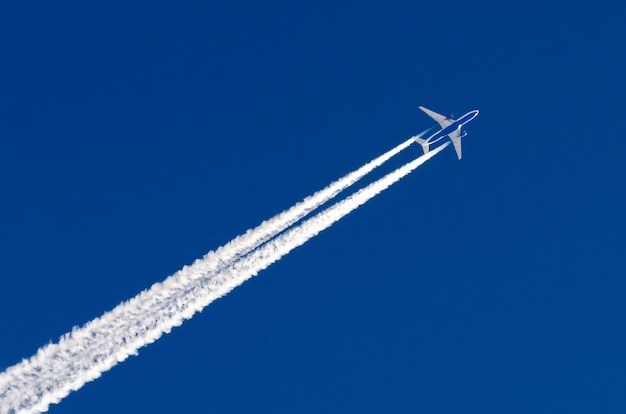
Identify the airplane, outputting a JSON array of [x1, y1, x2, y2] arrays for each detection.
[[413, 106, 479, 160]]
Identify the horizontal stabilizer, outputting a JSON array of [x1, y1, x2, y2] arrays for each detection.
[[413, 135, 430, 155]]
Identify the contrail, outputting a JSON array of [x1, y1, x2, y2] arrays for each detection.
[[189, 135, 421, 275], [0, 135, 419, 413], [0, 138, 447, 414]]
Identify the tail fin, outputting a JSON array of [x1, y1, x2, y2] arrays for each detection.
[[413, 135, 430, 155]]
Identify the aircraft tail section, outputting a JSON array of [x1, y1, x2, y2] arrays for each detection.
[[413, 135, 430, 155]]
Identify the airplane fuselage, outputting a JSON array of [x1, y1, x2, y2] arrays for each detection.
[[425, 110, 479, 146], [414, 106, 479, 160]]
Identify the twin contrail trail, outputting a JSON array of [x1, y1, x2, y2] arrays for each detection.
[[0, 136, 448, 414]]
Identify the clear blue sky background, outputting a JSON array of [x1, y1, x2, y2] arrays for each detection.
[[1, 1, 625, 413]]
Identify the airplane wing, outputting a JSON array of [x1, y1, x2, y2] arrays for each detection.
[[419, 106, 453, 129], [448, 128, 463, 160]]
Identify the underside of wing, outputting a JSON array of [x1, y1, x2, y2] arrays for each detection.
[[419, 106, 453, 128], [448, 128, 463, 160]]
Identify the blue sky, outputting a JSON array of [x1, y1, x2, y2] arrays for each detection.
[[1, 1, 625, 413]]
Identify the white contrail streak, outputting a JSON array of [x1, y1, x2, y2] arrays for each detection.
[[192, 136, 420, 273], [0, 139, 447, 414], [1, 136, 417, 405], [0, 136, 418, 413]]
